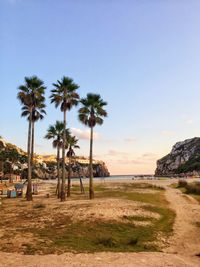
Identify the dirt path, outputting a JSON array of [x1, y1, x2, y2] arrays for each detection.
[[164, 186, 200, 258], [1, 181, 200, 266], [0, 251, 198, 267]]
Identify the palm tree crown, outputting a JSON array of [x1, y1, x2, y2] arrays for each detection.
[[66, 135, 80, 158], [45, 121, 65, 149], [21, 101, 46, 122], [50, 76, 79, 111], [18, 76, 46, 121], [78, 93, 107, 127], [18, 76, 46, 106]]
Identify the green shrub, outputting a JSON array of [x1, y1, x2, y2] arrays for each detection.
[[127, 237, 138, 246], [178, 179, 188, 188], [185, 182, 200, 195]]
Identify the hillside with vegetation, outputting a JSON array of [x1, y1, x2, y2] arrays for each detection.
[[0, 138, 109, 179]]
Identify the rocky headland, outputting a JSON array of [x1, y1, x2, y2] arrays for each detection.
[[0, 138, 110, 179], [155, 137, 200, 176]]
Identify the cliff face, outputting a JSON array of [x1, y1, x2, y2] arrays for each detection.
[[155, 137, 200, 176], [0, 138, 110, 178], [34, 161, 110, 179]]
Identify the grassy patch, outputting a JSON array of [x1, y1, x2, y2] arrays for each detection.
[[22, 189, 175, 254], [121, 183, 165, 191], [0, 182, 175, 254], [193, 195, 200, 203], [122, 215, 154, 222], [28, 218, 160, 253], [173, 181, 200, 201]]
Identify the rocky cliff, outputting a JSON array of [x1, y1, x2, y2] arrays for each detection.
[[34, 160, 110, 179], [155, 137, 200, 176], [0, 138, 110, 178]]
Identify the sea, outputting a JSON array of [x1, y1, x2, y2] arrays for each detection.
[[43, 174, 155, 183]]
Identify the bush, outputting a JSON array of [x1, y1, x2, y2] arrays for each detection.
[[185, 182, 200, 195], [178, 179, 188, 188], [127, 237, 138, 246], [95, 237, 117, 248], [33, 203, 46, 209]]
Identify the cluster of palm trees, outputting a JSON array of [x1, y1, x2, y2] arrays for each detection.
[[18, 75, 107, 201], [44, 121, 79, 199]]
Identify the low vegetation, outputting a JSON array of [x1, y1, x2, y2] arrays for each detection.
[[174, 180, 200, 203], [177, 155, 200, 173], [0, 182, 175, 254], [177, 179, 200, 194]]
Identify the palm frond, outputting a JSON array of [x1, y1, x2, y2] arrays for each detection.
[[78, 93, 107, 128]]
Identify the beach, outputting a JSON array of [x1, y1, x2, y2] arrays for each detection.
[[0, 178, 200, 266]]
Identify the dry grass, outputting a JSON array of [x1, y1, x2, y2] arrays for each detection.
[[0, 182, 175, 254]]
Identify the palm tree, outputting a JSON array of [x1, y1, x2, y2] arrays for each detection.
[[17, 76, 46, 201], [66, 134, 80, 197], [50, 76, 79, 201], [78, 93, 107, 199], [22, 100, 46, 167], [45, 121, 66, 198], [31, 100, 46, 167]]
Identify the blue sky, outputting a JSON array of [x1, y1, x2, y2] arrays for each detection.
[[1, 0, 200, 174]]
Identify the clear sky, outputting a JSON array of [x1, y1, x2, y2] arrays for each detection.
[[1, 0, 200, 175]]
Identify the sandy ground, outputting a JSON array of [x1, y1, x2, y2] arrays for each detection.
[[0, 178, 200, 267], [67, 198, 160, 225]]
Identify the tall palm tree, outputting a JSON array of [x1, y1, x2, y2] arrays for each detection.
[[50, 76, 79, 201], [66, 134, 80, 197], [31, 99, 46, 167], [78, 93, 107, 199], [22, 100, 46, 167], [18, 76, 46, 201], [45, 121, 67, 198]]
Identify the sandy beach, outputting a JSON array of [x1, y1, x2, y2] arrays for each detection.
[[0, 178, 200, 266]]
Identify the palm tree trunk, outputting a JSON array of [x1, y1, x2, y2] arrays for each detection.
[[31, 121, 35, 168], [9, 162, 13, 183], [56, 146, 61, 198], [61, 110, 66, 201], [1, 161, 4, 183], [89, 126, 94, 199], [26, 117, 32, 201], [67, 154, 71, 197]]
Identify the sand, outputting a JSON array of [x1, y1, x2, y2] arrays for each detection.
[[0, 178, 200, 267]]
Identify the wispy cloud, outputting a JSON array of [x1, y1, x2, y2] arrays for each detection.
[[105, 150, 158, 166], [71, 127, 100, 141]]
